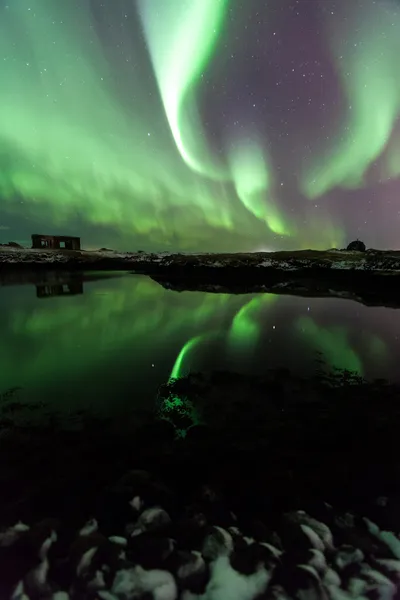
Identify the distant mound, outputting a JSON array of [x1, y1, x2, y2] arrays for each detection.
[[346, 239, 366, 252], [0, 241, 22, 248]]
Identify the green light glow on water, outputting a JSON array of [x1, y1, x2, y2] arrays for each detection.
[[227, 295, 278, 357], [169, 333, 214, 381], [295, 316, 362, 374], [0, 277, 398, 414]]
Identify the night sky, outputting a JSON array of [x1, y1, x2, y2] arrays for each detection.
[[0, 0, 399, 252]]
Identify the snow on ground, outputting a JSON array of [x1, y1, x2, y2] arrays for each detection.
[[0, 247, 150, 264], [0, 247, 72, 264], [330, 260, 368, 270], [1, 247, 400, 272], [258, 259, 299, 270]]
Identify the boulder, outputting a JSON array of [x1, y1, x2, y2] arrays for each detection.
[[346, 239, 366, 252]]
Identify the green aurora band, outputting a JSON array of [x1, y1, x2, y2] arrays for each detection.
[[227, 137, 290, 235], [137, 0, 229, 179], [302, 0, 400, 199]]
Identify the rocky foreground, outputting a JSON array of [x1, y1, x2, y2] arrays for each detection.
[[2, 471, 400, 600], [2, 369, 400, 598], [1, 246, 400, 308]]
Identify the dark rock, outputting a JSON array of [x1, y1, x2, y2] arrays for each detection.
[[108, 470, 175, 513], [346, 239, 366, 252], [127, 532, 175, 570], [174, 506, 208, 550]]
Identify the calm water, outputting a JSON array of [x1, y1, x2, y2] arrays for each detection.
[[1, 272, 399, 416]]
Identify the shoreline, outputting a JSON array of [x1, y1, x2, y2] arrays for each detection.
[[2, 246, 400, 272], [1, 247, 400, 307], [151, 275, 400, 309]]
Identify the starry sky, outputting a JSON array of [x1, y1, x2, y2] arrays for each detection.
[[0, 0, 399, 252]]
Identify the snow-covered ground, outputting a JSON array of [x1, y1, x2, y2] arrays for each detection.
[[1, 246, 400, 272], [0, 247, 72, 263]]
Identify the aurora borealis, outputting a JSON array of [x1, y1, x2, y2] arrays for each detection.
[[0, 0, 399, 251]]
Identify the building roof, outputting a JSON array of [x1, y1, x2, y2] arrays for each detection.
[[31, 234, 80, 240]]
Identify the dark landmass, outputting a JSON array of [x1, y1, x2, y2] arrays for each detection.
[[3, 246, 400, 273], [2, 367, 400, 597], [152, 274, 400, 309], [2, 246, 400, 307], [1, 366, 400, 526]]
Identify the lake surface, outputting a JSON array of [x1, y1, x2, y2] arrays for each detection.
[[1, 272, 399, 417]]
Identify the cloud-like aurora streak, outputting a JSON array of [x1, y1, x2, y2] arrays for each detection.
[[227, 138, 290, 235], [0, 1, 165, 229], [137, 0, 229, 179], [0, 0, 238, 249], [302, 0, 400, 199]]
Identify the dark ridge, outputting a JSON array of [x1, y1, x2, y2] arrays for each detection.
[[1, 364, 400, 527]]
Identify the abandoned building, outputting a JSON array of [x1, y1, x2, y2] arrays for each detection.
[[31, 234, 81, 251]]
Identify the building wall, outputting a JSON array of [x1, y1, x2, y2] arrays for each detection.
[[32, 235, 81, 250]]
